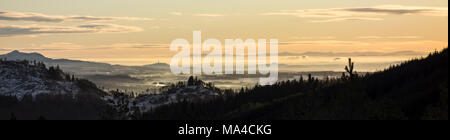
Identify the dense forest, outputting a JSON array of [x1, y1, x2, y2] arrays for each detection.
[[143, 48, 448, 120]]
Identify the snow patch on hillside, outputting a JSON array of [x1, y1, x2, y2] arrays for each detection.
[[103, 85, 219, 115], [0, 61, 79, 100]]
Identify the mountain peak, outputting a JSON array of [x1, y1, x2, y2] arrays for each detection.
[[1, 50, 49, 61], [8, 50, 21, 54], [7, 50, 43, 55], [144, 62, 170, 67]]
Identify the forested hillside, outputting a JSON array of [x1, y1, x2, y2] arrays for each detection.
[[0, 60, 108, 120], [144, 48, 448, 120]]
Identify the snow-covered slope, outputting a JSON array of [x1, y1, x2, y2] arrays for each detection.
[[0, 60, 79, 100], [103, 85, 220, 115]]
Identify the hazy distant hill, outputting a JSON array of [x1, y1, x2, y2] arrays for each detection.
[[0, 50, 52, 62], [0, 50, 169, 75]]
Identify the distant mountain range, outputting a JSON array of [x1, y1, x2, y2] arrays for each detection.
[[0, 50, 51, 62], [0, 50, 173, 91], [0, 50, 170, 75]]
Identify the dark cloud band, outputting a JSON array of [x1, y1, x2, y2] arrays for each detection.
[[0, 24, 142, 37], [0, 11, 152, 23]]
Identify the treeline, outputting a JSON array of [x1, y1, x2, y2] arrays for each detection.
[[0, 93, 107, 120], [143, 48, 448, 120], [0, 59, 76, 82], [155, 76, 220, 95]]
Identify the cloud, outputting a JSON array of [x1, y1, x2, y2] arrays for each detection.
[[37, 42, 86, 50], [311, 17, 383, 23], [2, 42, 170, 52], [286, 56, 308, 60], [263, 5, 448, 22], [121, 43, 169, 49], [343, 5, 448, 16], [0, 24, 142, 37], [77, 24, 142, 33], [0, 11, 63, 22], [67, 16, 152, 22], [148, 26, 161, 30], [357, 36, 422, 39], [193, 14, 225, 17], [92, 43, 170, 49], [0, 11, 153, 22], [279, 40, 370, 46], [291, 36, 337, 40], [0, 42, 89, 51], [278, 51, 428, 57], [170, 12, 183, 16]]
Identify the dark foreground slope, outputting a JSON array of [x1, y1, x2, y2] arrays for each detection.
[[144, 48, 448, 120]]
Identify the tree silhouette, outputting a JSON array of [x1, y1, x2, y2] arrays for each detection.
[[188, 76, 195, 86], [345, 58, 355, 79], [10, 113, 17, 120], [38, 115, 46, 120]]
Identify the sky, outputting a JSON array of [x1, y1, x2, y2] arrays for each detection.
[[0, 0, 448, 68]]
